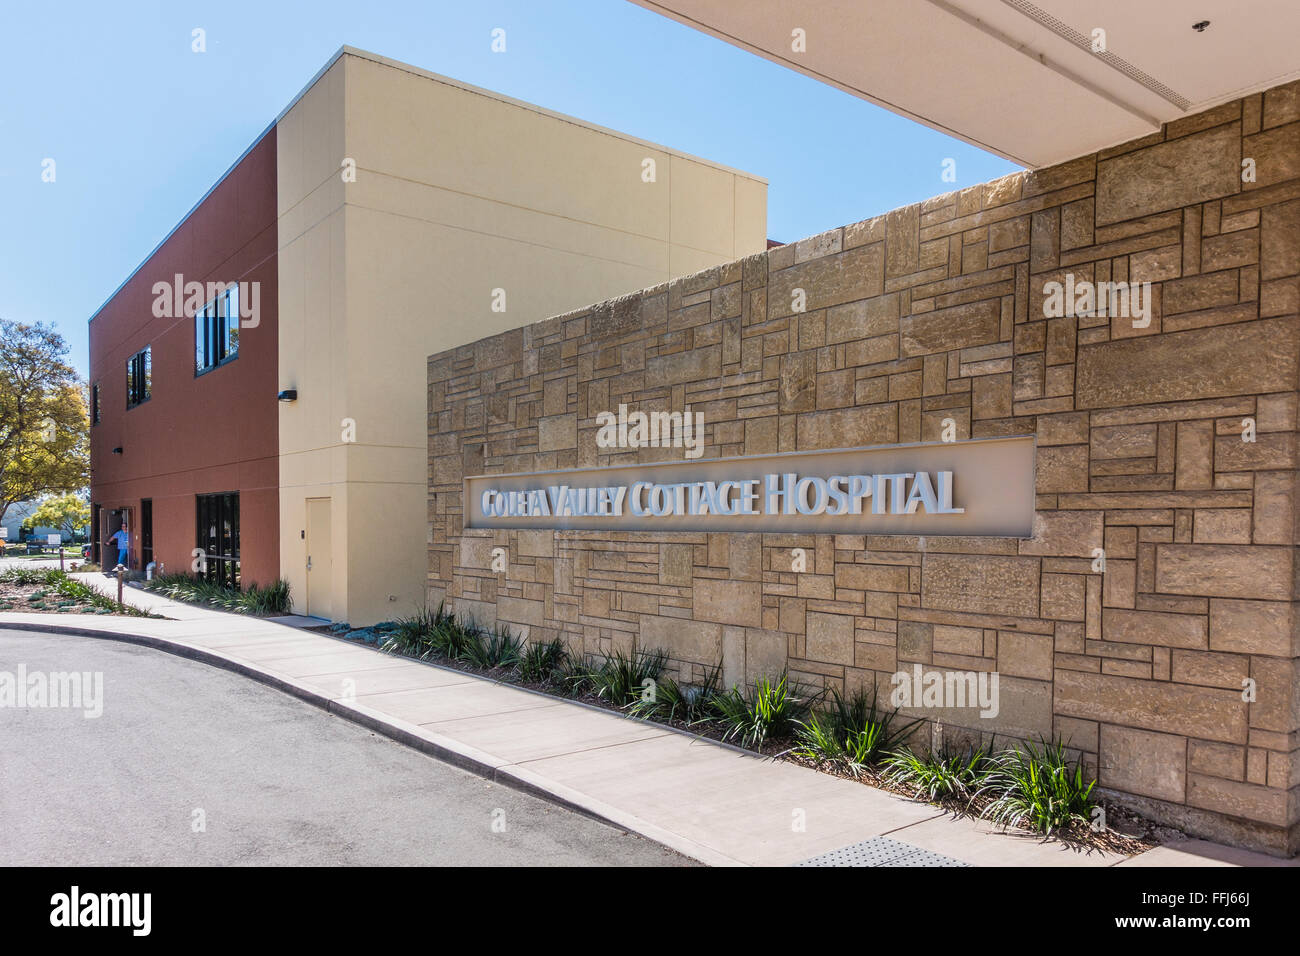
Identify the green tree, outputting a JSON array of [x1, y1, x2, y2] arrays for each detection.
[[0, 319, 89, 525], [22, 493, 91, 540]]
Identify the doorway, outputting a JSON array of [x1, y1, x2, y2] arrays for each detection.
[[195, 492, 240, 589], [305, 498, 333, 620], [141, 499, 153, 570], [101, 507, 133, 570]]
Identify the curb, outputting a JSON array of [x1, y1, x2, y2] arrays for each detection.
[[0, 619, 744, 866]]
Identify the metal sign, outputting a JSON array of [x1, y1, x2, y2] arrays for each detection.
[[464, 435, 1036, 536]]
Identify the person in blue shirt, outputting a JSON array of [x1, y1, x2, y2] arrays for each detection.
[[109, 525, 129, 569]]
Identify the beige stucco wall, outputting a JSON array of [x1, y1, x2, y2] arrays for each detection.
[[277, 49, 766, 625]]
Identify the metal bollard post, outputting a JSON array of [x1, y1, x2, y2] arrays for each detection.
[[116, 565, 125, 607]]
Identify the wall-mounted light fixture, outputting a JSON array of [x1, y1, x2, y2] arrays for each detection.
[[111, 447, 123, 455], [1192, 20, 1210, 32], [277, 389, 298, 403]]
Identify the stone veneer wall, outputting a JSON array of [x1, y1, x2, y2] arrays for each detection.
[[429, 81, 1300, 854]]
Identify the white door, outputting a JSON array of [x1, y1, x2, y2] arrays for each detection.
[[305, 498, 333, 620]]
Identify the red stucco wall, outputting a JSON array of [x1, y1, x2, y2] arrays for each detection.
[[89, 132, 278, 587]]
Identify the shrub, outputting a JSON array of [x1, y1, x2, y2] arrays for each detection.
[[791, 687, 920, 774], [0, 566, 51, 587], [629, 665, 721, 724], [882, 743, 997, 801], [144, 573, 291, 616], [380, 605, 446, 657], [979, 737, 1097, 835], [230, 579, 291, 615], [458, 623, 523, 669], [520, 638, 568, 682], [426, 613, 478, 659], [146, 573, 221, 604], [588, 648, 668, 707], [557, 651, 597, 697], [713, 672, 809, 749]]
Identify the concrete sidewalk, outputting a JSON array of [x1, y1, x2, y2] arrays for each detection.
[[1, 578, 1290, 867]]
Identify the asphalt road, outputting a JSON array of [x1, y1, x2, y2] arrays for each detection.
[[0, 629, 692, 866]]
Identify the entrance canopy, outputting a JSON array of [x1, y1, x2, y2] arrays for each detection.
[[629, 0, 1300, 167]]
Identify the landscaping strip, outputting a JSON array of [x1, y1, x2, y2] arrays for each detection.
[[325, 605, 1169, 853], [0, 567, 158, 618]]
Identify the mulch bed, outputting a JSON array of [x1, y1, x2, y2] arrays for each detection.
[[0, 579, 122, 615], [309, 624, 1179, 857]]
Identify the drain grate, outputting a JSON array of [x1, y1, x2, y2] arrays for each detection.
[[794, 835, 969, 867]]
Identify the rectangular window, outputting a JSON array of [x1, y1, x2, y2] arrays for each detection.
[[195, 287, 240, 375], [91, 383, 100, 424], [126, 347, 151, 409], [196, 492, 240, 589]]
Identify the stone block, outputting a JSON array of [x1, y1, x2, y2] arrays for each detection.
[[1102, 608, 1207, 648], [769, 243, 885, 318], [640, 615, 722, 666], [1019, 510, 1104, 556], [1055, 670, 1246, 742], [1248, 657, 1297, 733], [1192, 509, 1251, 543], [693, 579, 763, 628], [1055, 714, 1099, 753], [1091, 424, 1158, 460], [804, 611, 854, 665], [1095, 123, 1241, 224], [1076, 319, 1299, 409], [1209, 599, 1293, 657], [1162, 270, 1238, 315], [885, 204, 919, 278], [659, 543, 694, 586], [745, 628, 788, 685], [897, 621, 932, 662], [779, 352, 817, 413], [1251, 471, 1293, 545], [920, 554, 1040, 617], [537, 414, 576, 451], [998, 630, 1053, 680], [1038, 411, 1089, 445], [854, 640, 897, 672], [1040, 572, 1086, 621], [1189, 740, 1245, 780], [836, 562, 910, 592], [1099, 725, 1187, 802], [796, 406, 897, 449], [721, 626, 745, 690], [497, 596, 544, 627], [1187, 774, 1288, 826], [646, 346, 721, 385], [895, 671, 1052, 740], [932, 624, 983, 656], [972, 372, 1012, 419], [517, 530, 554, 558], [1260, 198, 1300, 280], [900, 300, 1001, 356], [1036, 445, 1089, 493], [1155, 545, 1291, 600], [826, 295, 899, 343], [1170, 649, 1249, 688], [1175, 421, 1214, 490]]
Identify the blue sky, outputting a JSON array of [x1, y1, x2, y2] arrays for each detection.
[[0, 0, 1018, 376]]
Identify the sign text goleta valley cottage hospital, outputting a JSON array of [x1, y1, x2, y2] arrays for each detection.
[[466, 435, 1036, 536]]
